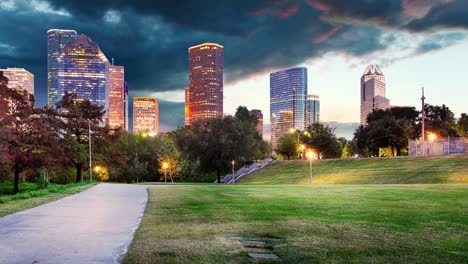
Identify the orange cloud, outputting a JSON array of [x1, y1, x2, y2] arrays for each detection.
[[305, 0, 333, 11], [313, 26, 342, 43]]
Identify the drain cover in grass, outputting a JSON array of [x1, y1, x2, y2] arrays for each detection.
[[240, 240, 266, 246], [248, 253, 279, 259]]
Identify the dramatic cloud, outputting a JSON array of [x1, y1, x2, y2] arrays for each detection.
[[1, 0, 467, 130]]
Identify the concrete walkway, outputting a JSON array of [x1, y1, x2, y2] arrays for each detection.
[[0, 183, 150, 264]]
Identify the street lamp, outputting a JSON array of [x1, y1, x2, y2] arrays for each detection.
[[162, 162, 169, 183], [306, 150, 315, 185], [300, 144, 306, 160], [94, 165, 101, 173]]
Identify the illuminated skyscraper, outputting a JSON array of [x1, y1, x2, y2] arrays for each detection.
[[185, 43, 223, 125], [270, 67, 308, 148], [47, 29, 77, 106], [0, 68, 34, 95], [57, 34, 109, 112], [107, 65, 125, 129], [133, 97, 158, 134], [124, 82, 129, 131], [306, 94, 320, 127], [249, 109, 264, 136], [360, 65, 390, 125]]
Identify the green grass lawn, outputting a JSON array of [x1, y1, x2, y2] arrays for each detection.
[[0, 181, 96, 217], [125, 184, 468, 264], [241, 155, 468, 184]]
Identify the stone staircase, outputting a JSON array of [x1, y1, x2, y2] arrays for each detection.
[[216, 159, 273, 184]]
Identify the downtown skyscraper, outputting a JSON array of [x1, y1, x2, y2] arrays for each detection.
[[185, 43, 223, 125], [107, 65, 125, 129], [56, 34, 110, 112], [270, 67, 308, 148], [133, 97, 159, 134], [360, 65, 390, 125], [306, 94, 320, 127], [0, 68, 34, 95], [249, 109, 264, 136], [47, 29, 77, 106]]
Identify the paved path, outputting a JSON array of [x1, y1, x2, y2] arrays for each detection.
[[0, 183, 150, 264]]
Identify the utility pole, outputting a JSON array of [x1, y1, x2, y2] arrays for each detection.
[[421, 87, 425, 156], [89, 120, 92, 182]]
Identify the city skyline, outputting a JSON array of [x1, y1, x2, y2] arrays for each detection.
[[1, 1, 467, 137]]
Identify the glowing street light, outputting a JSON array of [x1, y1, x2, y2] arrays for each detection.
[[428, 132, 437, 155], [162, 161, 169, 183], [94, 165, 101, 173], [141, 132, 148, 139], [300, 144, 306, 160], [306, 150, 316, 185]]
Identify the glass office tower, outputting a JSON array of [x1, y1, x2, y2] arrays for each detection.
[[306, 94, 320, 128], [47, 29, 77, 106], [270, 67, 308, 149], [57, 34, 109, 112]]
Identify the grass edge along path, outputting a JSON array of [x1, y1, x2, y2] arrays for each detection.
[[0, 182, 97, 217], [124, 184, 468, 264]]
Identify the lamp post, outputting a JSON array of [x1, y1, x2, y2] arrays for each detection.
[[162, 162, 168, 183], [306, 150, 315, 185], [231, 160, 235, 180], [88, 120, 92, 182]]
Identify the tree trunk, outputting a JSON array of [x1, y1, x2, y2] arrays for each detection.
[[13, 164, 20, 194], [287, 152, 291, 160], [217, 168, 221, 183], [397, 148, 402, 156], [76, 163, 82, 183]]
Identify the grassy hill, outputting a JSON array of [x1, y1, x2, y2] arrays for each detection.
[[240, 155, 468, 184]]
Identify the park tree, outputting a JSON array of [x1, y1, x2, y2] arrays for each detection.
[[55, 92, 106, 183], [0, 73, 53, 194], [304, 123, 342, 158], [276, 133, 298, 160], [424, 104, 459, 137], [354, 107, 421, 157], [173, 107, 269, 182], [457, 113, 468, 137]]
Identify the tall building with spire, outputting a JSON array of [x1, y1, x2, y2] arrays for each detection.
[[360, 65, 390, 125], [107, 65, 125, 129], [47, 29, 77, 106], [0, 68, 34, 95], [57, 34, 110, 112], [270, 67, 308, 149], [185, 43, 223, 125], [133, 97, 158, 134]]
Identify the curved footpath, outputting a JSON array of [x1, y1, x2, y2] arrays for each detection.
[[0, 183, 150, 264]]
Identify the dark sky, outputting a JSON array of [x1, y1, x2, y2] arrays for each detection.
[[1, 0, 467, 131]]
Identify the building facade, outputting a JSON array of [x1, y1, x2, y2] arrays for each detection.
[[270, 67, 308, 148], [124, 82, 129, 131], [306, 94, 320, 128], [133, 97, 158, 134], [107, 65, 125, 129], [47, 29, 77, 106], [185, 43, 223, 125], [360, 65, 390, 125], [0, 68, 34, 95], [57, 34, 110, 113], [249, 109, 264, 136]]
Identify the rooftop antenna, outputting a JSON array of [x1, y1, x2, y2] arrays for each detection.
[[112, 58, 114, 65]]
